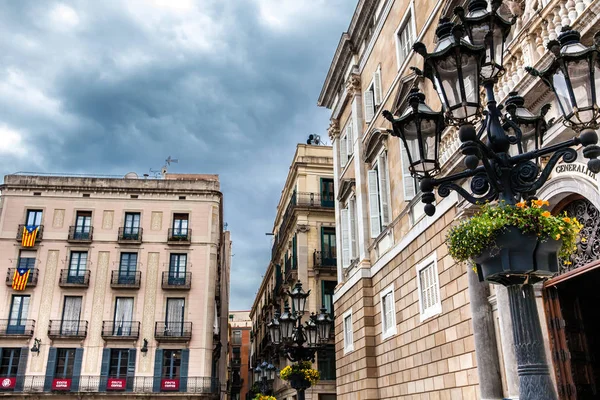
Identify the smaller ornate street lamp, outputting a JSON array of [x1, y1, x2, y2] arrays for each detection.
[[504, 92, 550, 154], [315, 306, 333, 343], [254, 361, 276, 395], [289, 281, 310, 314], [267, 312, 281, 345]]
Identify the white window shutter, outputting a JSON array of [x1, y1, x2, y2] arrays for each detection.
[[346, 123, 354, 157], [349, 198, 357, 259], [340, 136, 348, 168], [364, 90, 375, 122], [374, 70, 382, 106], [368, 169, 381, 238], [341, 208, 350, 268], [401, 142, 416, 201], [378, 153, 391, 225]]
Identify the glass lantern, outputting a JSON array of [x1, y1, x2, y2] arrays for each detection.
[[289, 281, 310, 315]]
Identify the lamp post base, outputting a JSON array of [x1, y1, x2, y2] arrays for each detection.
[[507, 284, 557, 400], [297, 389, 306, 400]]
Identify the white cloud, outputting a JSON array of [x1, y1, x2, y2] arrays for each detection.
[[0, 125, 28, 157], [49, 3, 80, 31]]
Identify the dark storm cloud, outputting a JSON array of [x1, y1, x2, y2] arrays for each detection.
[[0, 0, 355, 309]]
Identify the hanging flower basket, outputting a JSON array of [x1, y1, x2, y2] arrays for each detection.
[[254, 394, 276, 400], [279, 361, 320, 390], [447, 200, 582, 285]]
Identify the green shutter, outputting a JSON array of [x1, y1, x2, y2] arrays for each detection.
[[99, 348, 110, 392], [44, 347, 57, 392], [15, 348, 28, 392], [126, 349, 136, 392], [292, 235, 297, 270], [71, 348, 84, 391], [152, 349, 163, 392], [180, 349, 190, 392]]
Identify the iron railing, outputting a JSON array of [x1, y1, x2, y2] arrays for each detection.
[[101, 321, 140, 339], [161, 272, 192, 290], [0, 319, 35, 338], [6, 268, 39, 287], [110, 270, 141, 289], [313, 250, 337, 268], [67, 226, 93, 242], [167, 228, 192, 244], [16, 224, 44, 242], [118, 227, 143, 243], [15, 375, 219, 393], [154, 322, 192, 341], [58, 269, 90, 287], [48, 320, 88, 339]]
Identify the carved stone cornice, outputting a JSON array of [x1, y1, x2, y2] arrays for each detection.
[[296, 224, 310, 233], [328, 120, 341, 141], [345, 73, 361, 98]]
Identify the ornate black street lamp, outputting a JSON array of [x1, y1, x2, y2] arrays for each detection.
[[254, 361, 276, 395], [383, 2, 600, 398], [266, 281, 332, 400]]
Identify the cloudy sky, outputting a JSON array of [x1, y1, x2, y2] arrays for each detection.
[[0, 0, 356, 309]]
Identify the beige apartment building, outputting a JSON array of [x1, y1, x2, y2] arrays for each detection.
[[0, 172, 231, 398], [319, 0, 600, 399], [250, 144, 337, 400]]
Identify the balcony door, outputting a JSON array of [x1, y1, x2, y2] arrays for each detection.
[[168, 254, 187, 285], [124, 213, 140, 237], [321, 227, 336, 266], [321, 178, 334, 207], [61, 296, 82, 335], [113, 297, 134, 336], [7, 295, 30, 334], [26, 210, 42, 226], [68, 252, 87, 284], [165, 298, 184, 336], [74, 211, 92, 239], [119, 253, 137, 284], [172, 214, 189, 236]]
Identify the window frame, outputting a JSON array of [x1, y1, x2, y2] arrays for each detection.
[[368, 151, 392, 238], [25, 210, 43, 226], [339, 118, 354, 168], [342, 309, 354, 354], [55, 348, 76, 379], [394, 1, 417, 71], [109, 349, 129, 378], [380, 284, 397, 339], [0, 348, 21, 377], [232, 330, 242, 345], [416, 253, 442, 322], [162, 349, 182, 379], [364, 68, 383, 123]]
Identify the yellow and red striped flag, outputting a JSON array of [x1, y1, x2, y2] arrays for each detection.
[[12, 267, 30, 291], [21, 226, 39, 247]]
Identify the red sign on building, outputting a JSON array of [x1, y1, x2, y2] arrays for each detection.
[[52, 378, 72, 391], [0, 377, 16, 390], [161, 379, 180, 391], [107, 378, 127, 390]]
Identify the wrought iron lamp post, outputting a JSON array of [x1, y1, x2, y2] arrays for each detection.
[[254, 361, 276, 395], [383, 1, 600, 399], [266, 281, 332, 400]]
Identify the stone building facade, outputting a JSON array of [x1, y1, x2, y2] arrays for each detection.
[[318, 0, 600, 399], [227, 311, 251, 400], [250, 144, 337, 400], [0, 172, 231, 399]]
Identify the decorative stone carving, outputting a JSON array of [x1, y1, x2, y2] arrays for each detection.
[[296, 224, 310, 233], [140, 252, 160, 373], [151, 211, 163, 231], [328, 120, 340, 141], [345, 73, 361, 97], [85, 251, 110, 373], [52, 209, 65, 228], [102, 210, 114, 230]]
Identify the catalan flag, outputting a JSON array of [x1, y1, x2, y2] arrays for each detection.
[[21, 225, 39, 247], [12, 267, 30, 291]]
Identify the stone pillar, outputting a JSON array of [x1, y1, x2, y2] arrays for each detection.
[[468, 268, 504, 399], [496, 285, 520, 399]]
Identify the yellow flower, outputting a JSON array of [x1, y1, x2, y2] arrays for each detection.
[[542, 211, 551, 217], [516, 201, 526, 208], [555, 234, 561, 240], [581, 237, 587, 243], [562, 217, 571, 223]]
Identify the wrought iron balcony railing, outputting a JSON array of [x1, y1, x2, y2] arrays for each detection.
[[161, 272, 191, 290], [154, 322, 192, 341], [313, 250, 337, 269], [16, 224, 44, 243], [118, 227, 143, 244], [48, 320, 88, 339], [0, 319, 35, 338], [167, 228, 192, 244], [110, 270, 141, 289], [58, 269, 90, 288], [6, 268, 39, 288], [67, 226, 93, 243], [101, 321, 140, 340]]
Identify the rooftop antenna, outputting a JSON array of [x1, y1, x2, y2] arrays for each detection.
[[162, 156, 179, 177]]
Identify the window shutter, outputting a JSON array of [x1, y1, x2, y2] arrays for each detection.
[[44, 347, 57, 392], [71, 348, 84, 392], [340, 136, 348, 168], [99, 348, 110, 392], [153, 349, 163, 392], [180, 349, 190, 392], [349, 198, 357, 259], [368, 170, 381, 238], [374, 69, 383, 106], [378, 153, 391, 225], [15, 348, 28, 392], [364, 90, 375, 122], [126, 349, 136, 392], [340, 208, 350, 268], [346, 123, 354, 157], [401, 141, 416, 200]]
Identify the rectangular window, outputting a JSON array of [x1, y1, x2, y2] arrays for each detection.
[[118, 253, 137, 283], [61, 296, 82, 335], [343, 310, 353, 354], [55, 348, 76, 378], [162, 349, 182, 378], [68, 252, 87, 284], [113, 297, 134, 336], [395, 10, 415, 69], [417, 254, 442, 321], [8, 295, 30, 334], [168, 254, 187, 285], [172, 214, 189, 236], [321, 227, 336, 265], [368, 152, 391, 238], [380, 284, 397, 339], [400, 140, 418, 201], [18, 250, 36, 269], [320, 179, 334, 207], [109, 349, 129, 378], [232, 330, 242, 345], [165, 298, 185, 335], [348, 197, 358, 259], [0, 348, 21, 377], [25, 210, 43, 226], [322, 281, 336, 318], [364, 69, 382, 123], [123, 212, 141, 236], [339, 120, 354, 169], [74, 211, 92, 238], [340, 207, 350, 268], [317, 345, 336, 381]]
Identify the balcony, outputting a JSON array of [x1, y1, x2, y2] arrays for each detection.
[[313, 251, 337, 271], [48, 320, 88, 339], [118, 227, 143, 244], [101, 321, 140, 340], [16, 224, 44, 244], [161, 272, 191, 290], [0, 319, 35, 338], [154, 322, 192, 342], [110, 270, 141, 289], [167, 228, 192, 245], [6, 268, 39, 288], [58, 269, 90, 288], [67, 226, 93, 243]]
